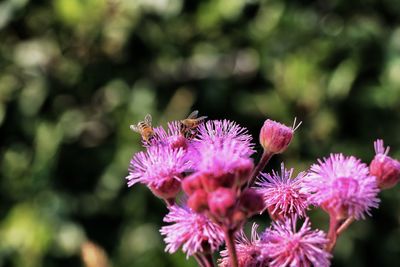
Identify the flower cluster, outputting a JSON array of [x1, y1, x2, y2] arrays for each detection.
[[126, 112, 399, 267]]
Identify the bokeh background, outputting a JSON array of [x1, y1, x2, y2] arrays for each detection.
[[1, 0, 400, 266]]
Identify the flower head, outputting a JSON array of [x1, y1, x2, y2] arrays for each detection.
[[151, 121, 189, 150], [160, 205, 224, 258], [126, 146, 191, 199], [304, 154, 379, 220], [256, 163, 310, 220], [219, 224, 267, 267], [370, 139, 400, 189], [259, 119, 301, 154], [195, 120, 255, 158], [262, 216, 331, 267]]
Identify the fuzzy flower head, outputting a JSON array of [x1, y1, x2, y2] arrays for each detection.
[[256, 163, 310, 220], [219, 224, 268, 267], [304, 154, 380, 220], [262, 216, 331, 267], [370, 139, 400, 189], [150, 121, 189, 150], [195, 120, 255, 158], [126, 146, 191, 200], [160, 205, 224, 258]]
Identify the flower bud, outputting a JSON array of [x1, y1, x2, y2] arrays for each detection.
[[234, 159, 254, 186], [370, 154, 400, 189], [208, 188, 236, 218], [239, 188, 264, 216], [370, 139, 400, 189], [188, 190, 209, 212], [182, 173, 203, 195], [259, 119, 297, 154], [149, 177, 181, 200], [201, 172, 235, 192]]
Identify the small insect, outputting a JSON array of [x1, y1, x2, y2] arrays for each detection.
[[130, 114, 154, 143], [180, 110, 208, 139]]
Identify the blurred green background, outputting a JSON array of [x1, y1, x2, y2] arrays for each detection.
[[1, 0, 400, 266]]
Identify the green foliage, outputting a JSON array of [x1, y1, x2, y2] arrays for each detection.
[[0, 0, 400, 266]]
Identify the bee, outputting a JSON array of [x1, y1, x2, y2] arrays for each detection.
[[130, 114, 154, 143], [180, 110, 207, 138]]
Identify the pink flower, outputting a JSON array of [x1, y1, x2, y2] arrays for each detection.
[[126, 146, 191, 199], [160, 205, 224, 258], [195, 120, 255, 158], [219, 224, 267, 267], [262, 216, 331, 267], [151, 121, 189, 150], [304, 154, 379, 220], [259, 119, 301, 154], [256, 163, 310, 220], [370, 139, 400, 189], [189, 138, 254, 191]]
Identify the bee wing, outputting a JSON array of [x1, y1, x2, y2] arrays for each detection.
[[130, 124, 140, 133], [197, 116, 208, 121], [187, 110, 199, 119], [144, 114, 152, 126]]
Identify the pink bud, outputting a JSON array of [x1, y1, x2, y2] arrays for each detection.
[[234, 159, 254, 186], [149, 177, 181, 200], [239, 188, 264, 215], [188, 190, 209, 212], [182, 173, 203, 195], [259, 119, 299, 154], [208, 188, 236, 218], [200, 172, 235, 192], [370, 154, 400, 189]]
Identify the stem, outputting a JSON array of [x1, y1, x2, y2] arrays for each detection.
[[193, 253, 206, 267], [336, 217, 355, 236], [326, 216, 338, 252], [165, 198, 175, 207], [247, 150, 274, 187], [203, 253, 215, 267], [224, 228, 238, 267]]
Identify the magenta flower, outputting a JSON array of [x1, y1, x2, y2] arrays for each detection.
[[160, 205, 224, 258], [370, 139, 400, 189], [262, 216, 331, 267], [189, 139, 254, 191], [256, 163, 310, 220], [219, 224, 267, 267], [150, 121, 189, 150], [195, 120, 255, 157], [304, 154, 379, 220], [126, 146, 191, 199]]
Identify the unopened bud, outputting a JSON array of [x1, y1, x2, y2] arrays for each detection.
[[182, 173, 203, 195], [201, 172, 235, 192], [259, 119, 300, 154], [370, 155, 400, 189], [208, 188, 236, 218], [239, 188, 264, 215], [188, 190, 209, 212], [149, 177, 181, 200], [370, 139, 400, 189]]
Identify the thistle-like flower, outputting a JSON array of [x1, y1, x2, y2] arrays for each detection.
[[304, 154, 380, 220], [151, 121, 189, 150], [218, 224, 267, 267], [370, 139, 400, 189], [262, 216, 331, 267], [256, 163, 310, 220], [160, 205, 224, 258], [126, 146, 191, 200], [195, 119, 255, 158]]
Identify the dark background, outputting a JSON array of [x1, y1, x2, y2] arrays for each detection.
[[0, 0, 400, 266]]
